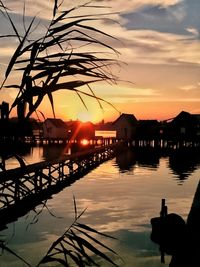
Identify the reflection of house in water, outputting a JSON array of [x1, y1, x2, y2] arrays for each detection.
[[136, 148, 160, 169], [168, 149, 200, 183], [42, 144, 67, 161], [115, 147, 160, 172], [115, 148, 136, 172], [43, 118, 67, 140], [0, 143, 32, 158]]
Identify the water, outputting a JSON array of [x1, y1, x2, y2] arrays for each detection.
[[0, 145, 200, 267]]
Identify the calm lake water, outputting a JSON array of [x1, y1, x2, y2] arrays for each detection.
[[1, 144, 200, 267]]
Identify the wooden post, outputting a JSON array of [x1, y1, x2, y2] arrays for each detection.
[[160, 198, 168, 263]]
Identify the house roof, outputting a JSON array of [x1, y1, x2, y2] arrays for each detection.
[[171, 111, 200, 126], [192, 114, 200, 122], [45, 118, 67, 128], [138, 120, 159, 126], [113, 113, 137, 125]]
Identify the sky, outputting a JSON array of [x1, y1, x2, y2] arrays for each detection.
[[0, 0, 200, 122]]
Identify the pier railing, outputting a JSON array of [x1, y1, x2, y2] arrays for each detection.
[[0, 142, 123, 229]]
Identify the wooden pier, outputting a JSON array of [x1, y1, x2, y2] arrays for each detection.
[[0, 142, 123, 229]]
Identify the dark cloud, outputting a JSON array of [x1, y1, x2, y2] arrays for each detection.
[[121, 1, 200, 37], [184, 0, 200, 31]]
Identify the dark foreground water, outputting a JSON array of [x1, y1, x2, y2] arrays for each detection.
[[0, 144, 200, 267]]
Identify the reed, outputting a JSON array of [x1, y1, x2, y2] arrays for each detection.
[[0, 0, 120, 120], [37, 196, 119, 266], [0, 196, 120, 267]]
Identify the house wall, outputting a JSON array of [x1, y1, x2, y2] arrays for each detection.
[[43, 121, 67, 139], [113, 119, 136, 139]]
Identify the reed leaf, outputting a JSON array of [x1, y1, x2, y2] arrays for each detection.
[[67, 231, 118, 266], [74, 222, 117, 240], [4, 16, 35, 80], [76, 91, 88, 111], [0, 0, 21, 42], [87, 84, 103, 110], [73, 194, 77, 219], [0, 242, 31, 267], [59, 242, 69, 264], [51, 8, 75, 25], [49, 18, 100, 35], [62, 236, 99, 266], [39, 255, 67, 265], [37, 197, 119, 267], [47, 92, 55, 118], [30, 42, 40, 66], [2, 0, 120, 119], [13, 154, 26, 168], [51, 1, 94, 26], [25, 94, 44, 118], [53, 0, 58, 17], [73, 227, 117, 255]]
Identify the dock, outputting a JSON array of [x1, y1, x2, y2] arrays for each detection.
[[0, 142, 123, 230]]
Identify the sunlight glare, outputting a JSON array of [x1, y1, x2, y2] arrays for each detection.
[[77, 112, 91, 122], [81, 139, 89, 146]]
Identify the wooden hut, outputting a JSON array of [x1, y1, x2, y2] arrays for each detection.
[[43, 118, 67, 140], [112, 113, 137, 140]]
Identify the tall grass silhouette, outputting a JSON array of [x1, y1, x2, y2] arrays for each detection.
[[0, 0, 120, 120]]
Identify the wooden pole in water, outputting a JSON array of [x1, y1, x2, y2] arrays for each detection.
[[160, 198, 168, 263]]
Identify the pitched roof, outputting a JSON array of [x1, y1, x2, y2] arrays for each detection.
[[113, 113, 137, 125], [172, 111, 194, 123], [45, 118, 67, 128]]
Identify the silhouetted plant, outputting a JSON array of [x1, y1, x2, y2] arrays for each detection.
[[0, 197, 120, 267], [37, 196, 119, 266], [0, 240, 31, 266], [0, 153, 26, 171], [26, 199, 63, 231], [0, 0, 120, 120], [0, 2, 121, 265]]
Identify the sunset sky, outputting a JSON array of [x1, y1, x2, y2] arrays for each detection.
[[0, 0, 200, 122]]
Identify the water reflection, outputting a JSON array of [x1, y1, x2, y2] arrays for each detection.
[[115, 147, 200, 184], [136, 148, 160, 169], [42, 143, 96, 161], [0, 144, 33, 170], [1, 145, 200, 267], [0, 143, 32, 158], [0, 143, 97, 169], [168, 149, 200, 183], [1, 144, 200, 184], [115, 148, 160, 173], [2, 145, 200, 184], [42, 144, 67, 161], [116, 148, 136, 172]]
